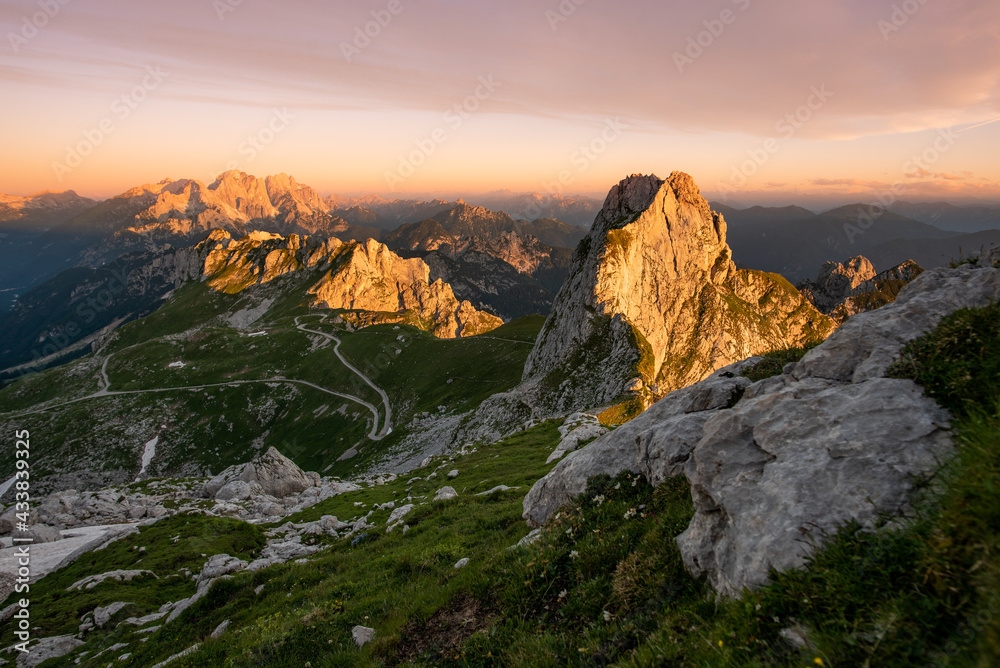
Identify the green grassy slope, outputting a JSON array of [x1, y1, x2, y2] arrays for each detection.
[[2, 306, 998, 666], [0, 275, 544, 488]]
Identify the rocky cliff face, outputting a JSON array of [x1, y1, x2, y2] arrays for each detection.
[[521, 173, 835, 412], [383, 218, 576, 320], [523, 262, 1000, 596], [798, 256, 924, 321], [199, 231, 501, 339]]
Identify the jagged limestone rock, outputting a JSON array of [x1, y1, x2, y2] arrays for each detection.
[[797, 256, 924, 322], [522, 359, 758, 527], [462, 173, 834, 442], [797, 256, 877, 312], [524, 172, 834, 407], [198, 231, 501, 339]]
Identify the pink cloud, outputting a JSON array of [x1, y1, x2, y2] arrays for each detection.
[[1, 0, 998, 139]]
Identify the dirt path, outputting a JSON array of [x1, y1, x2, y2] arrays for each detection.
[[295, 315, 394, 438], [3, 317, 397, 442]]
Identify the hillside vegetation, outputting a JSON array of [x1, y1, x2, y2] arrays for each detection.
[[0, 275, 544, 492], [3, 302, 997, 666]]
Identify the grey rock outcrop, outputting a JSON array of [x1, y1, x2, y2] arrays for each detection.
[[69, 570, 156, 591], [92, 601, 131, 628], [13, 635, 84, 668], [678, 376, 950, 596], [524, 263, 1000, 596], [197, 554, 248, 584], [204, 447, 316, 499], [433, 487, 458, 502], [386, 504, 415, 528], [247, 536, 319, 572], [681, 265, 1000, 595], [10, 524, 61, 544], [214, 481, 265, 502], [353, 625, 376, 648], [978, 244, 1000, 266], [523, 358, 758, 527], [547, 413, 608, 463]]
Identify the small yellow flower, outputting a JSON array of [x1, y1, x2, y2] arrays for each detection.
[[718, 640, 724, 647], [814, 660, 824, 666]]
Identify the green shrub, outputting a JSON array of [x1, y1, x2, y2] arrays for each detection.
[[888, 302, 1000, 417], [741, 343, 819, 382]]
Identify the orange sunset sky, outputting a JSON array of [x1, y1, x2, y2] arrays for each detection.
[[1, 0, 998, 208]]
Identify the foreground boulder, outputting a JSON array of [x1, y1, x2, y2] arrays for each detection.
[[524, 263, 1000, 596], [204, 447, 319, 499], [678, 376, 949, 596], [522, 358, 759, 527]]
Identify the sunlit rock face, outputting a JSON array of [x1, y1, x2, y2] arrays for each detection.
[[521, 172, 835, 411], [459, 172, 835, 444], [197, 231, 501, 339], [797, 256, 924, 322]]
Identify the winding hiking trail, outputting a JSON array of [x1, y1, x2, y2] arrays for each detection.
[[4, 316, 395, 442]]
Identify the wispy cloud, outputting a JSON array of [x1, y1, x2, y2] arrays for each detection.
[[1, 0, 998, 138]]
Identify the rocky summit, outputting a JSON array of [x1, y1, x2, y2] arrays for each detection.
[[524, 173, 834, 408], [199, 230, 502, 339], [465, 173, 834, 440], [797, 255, 924, 322]]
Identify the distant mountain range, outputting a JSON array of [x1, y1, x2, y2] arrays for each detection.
[[0, 174, 589, 373], [715, 202, 1000, 282], [887, 201, 1000, 233], [0, 173, 589, 313], [3, 173, 999, 376], [328, 190, 603, 229]]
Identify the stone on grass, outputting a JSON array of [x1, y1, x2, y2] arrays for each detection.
[[353, 625, 376, 648], [433, 487, 458, 501]]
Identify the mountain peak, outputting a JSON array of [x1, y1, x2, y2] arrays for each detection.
[[510, 170, 834, 413]]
